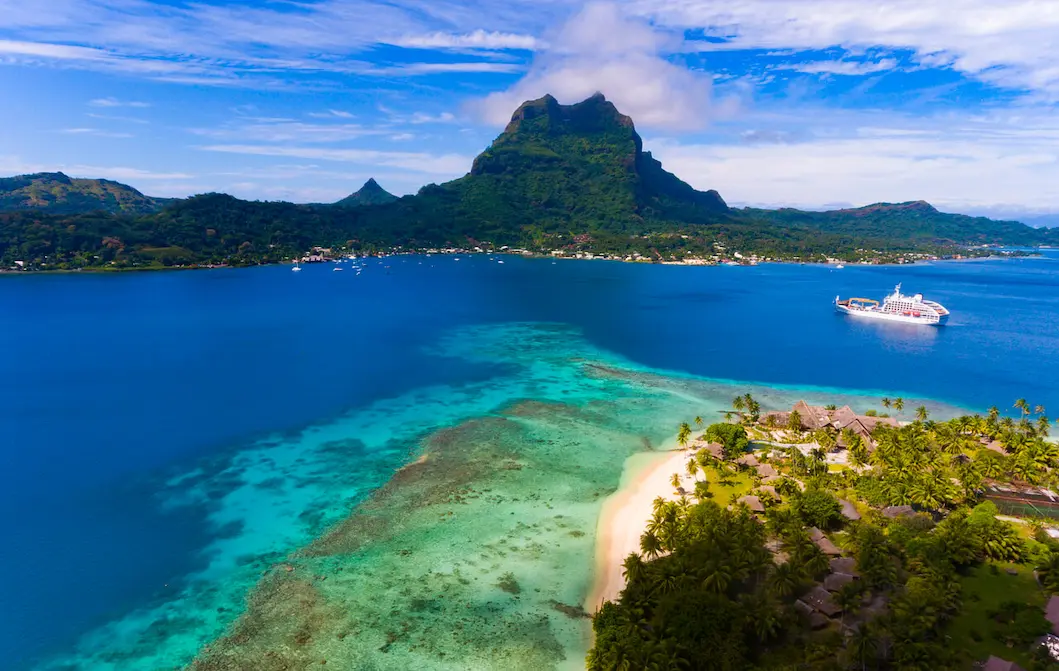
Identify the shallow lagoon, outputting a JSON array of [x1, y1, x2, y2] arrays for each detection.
[[2, 253, 1056, 668]]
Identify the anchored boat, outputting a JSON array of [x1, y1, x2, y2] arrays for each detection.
[[835, 284, 950, 325]]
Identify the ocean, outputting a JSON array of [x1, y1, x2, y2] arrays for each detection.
[[2, 252, 1056, 669]]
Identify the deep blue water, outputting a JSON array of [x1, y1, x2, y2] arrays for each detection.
[[1, 253, 1057, 667]]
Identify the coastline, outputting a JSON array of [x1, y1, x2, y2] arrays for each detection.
[[1, 247, 1037, 275], [584, 442, 689, 613]]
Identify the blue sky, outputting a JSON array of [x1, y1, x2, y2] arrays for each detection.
[[2, 0, 1059, 222]]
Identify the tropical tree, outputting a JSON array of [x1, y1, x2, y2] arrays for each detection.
[[743, 393, 761, 422], [764, 562, 799, 600], [846, 623, 881, 671], [1015, 398, 1030, 419], [693, 480, 711, 500], [621, 552, 646, 584], [685, 457, 700, 477], [732, 395, 746, 415], [1037, 415, 1051, 437], [670, 473, 682, 491], [639, 529, 662, 558], [882, 397, 892, 409], [787, 409, 803, 435], [893, 397, 905, 416], [1036, 551, 1059, 593], [915, 406, 929, 422], [677, 422, 692, 449], [694, 415, 703, 428]]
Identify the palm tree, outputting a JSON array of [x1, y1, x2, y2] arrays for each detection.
[[849, 437, 870, 468], [787, 409, 802, 434], [732, 395, 746, 415], [915, 406, 929, 422], [1015, 398, 1030, 418], [652, 496, 668, 517], [1035, 404, 1046, 416], [677, 422, 691, 449], [1038, 415, 1052, 437], [744, 394, 761, 422], [893, 397, 905, 416], [989, 405, 1000, 422], [882, 397, 892, 409], [814, 429, 837, 453], [846, 624, 880, 671], [693, 480, 711, 500], [670, 473, 681, 491], [694, 415, 703, 428], [639, 529, 662, 558], [766, 561, 800, 598], [621, 552, 646, 584], [685, 457, 700, 478]]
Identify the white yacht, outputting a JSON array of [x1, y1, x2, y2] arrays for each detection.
[[835, 284, 950, 325]]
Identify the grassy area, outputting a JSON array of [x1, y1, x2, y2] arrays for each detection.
[[947, 562, 1047, 668], [703, 467, 754, 504]]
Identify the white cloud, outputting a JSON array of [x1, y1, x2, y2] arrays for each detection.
[[60, 127, 134, 138], [389, 29, 539, 50], [369, 61, 522, 76], [781, 58, 898, 76], [647, 111, 1059, 213], [89, 97, 151, 108], [410, 111, 456, 124], [190, 121, 386, 143], [471, 2, 728, 130], [308, 109, 355, 119], [197, 144, 472, 177], [633, 0, 1059, 97]]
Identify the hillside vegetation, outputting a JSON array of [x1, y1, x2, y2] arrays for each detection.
[[0, 95, 1054, 270]]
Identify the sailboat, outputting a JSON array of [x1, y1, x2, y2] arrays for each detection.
[[292, 261, 302, 272]]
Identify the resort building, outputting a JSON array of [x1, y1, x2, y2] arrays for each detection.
[[760, 401, 899, 447]]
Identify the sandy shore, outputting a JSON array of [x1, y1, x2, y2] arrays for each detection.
[[584, 443, 693, 612]]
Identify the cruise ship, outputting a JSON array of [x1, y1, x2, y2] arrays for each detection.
[[835, 284, 950, 325]]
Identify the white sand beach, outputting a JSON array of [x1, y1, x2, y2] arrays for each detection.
[[584, 444, 692, 612]]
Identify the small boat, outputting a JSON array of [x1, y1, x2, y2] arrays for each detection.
[[836, 264, 845, 269], [333, 267, 343, 272], [497, 260, 505, 264], [292, 262, 302, 272]]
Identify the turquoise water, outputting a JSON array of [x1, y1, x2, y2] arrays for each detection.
[[1, 253, 1056, 668]]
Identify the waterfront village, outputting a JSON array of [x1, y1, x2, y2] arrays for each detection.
[[290, 240, 980, 268], [587, 395, 1059, 670], [5, 234, 1014, 272]]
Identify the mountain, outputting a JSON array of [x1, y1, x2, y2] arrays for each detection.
[[745, 200, 1046, 246], [334, 179, 398, 207], [0, 94, 1054, 270], [0, 172, 164, 215]]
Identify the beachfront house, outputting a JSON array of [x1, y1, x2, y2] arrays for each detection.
[[760, 401, 899, 448]]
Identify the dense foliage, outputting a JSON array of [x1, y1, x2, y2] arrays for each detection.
[[0, 172, 166, 215], [704, 423, 750, 459], [589, 397, 1059, 670]]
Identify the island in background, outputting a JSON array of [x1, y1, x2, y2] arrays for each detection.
[[1, 94, 1055, 272]]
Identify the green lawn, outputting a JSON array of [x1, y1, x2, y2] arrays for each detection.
[[703, 467, 754, 504], [946, 562, 1047, 668]]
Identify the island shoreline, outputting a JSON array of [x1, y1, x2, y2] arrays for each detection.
[[584, 441, 688, 614]]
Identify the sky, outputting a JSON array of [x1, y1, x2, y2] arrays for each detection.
[[2, 0, 1059, 223]]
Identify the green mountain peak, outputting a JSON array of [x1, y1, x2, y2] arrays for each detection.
[[334, 178, 398, 207], [0, 171, 162, 215]]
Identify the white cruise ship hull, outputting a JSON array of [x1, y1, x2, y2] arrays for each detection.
[[835, 303, 948, 325]]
